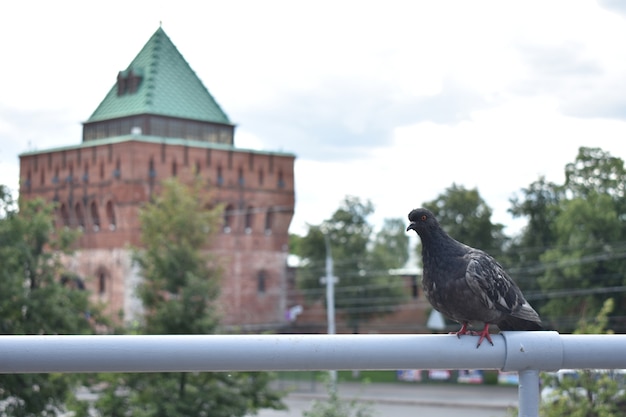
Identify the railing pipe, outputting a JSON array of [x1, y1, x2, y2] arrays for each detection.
[[518, 370, 540, 417], [1, 332, 626, 374]]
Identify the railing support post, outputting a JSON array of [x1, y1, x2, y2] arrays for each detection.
[[518, 369, 540, 417]]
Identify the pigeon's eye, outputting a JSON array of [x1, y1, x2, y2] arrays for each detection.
[[421, 215, 427, 221]]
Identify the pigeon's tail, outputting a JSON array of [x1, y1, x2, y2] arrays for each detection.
[[497, 316, 544, 331]]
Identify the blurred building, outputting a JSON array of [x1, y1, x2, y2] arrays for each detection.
[[18, 27, 295, 330], [284, 236, 432, 334]]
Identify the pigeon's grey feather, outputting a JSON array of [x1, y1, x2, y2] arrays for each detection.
[[406, 208, 543, 347]]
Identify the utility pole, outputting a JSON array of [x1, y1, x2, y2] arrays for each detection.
[[323, 234, 336, 336], [321, 233, 338, 389]]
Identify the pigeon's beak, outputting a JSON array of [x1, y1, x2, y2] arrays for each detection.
[[406, 222, 416, 232]]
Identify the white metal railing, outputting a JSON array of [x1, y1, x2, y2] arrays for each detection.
[[1, 332, 626, 417]]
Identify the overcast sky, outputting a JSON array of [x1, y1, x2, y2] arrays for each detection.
[[2, 0, 626, 237]]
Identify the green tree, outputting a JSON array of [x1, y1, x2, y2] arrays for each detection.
[[0, 186, 100, 417], [507, 176, 563, 300], [296, 196, 407, 333], [509, 176, 563, 256], [509, 147, 626, 332], [369, 218, 410, 270], [423, 183, 507, 252], [92, 178, 284, 417], [540, 298, 626, 417], [538, 193, 624, 330], [564, 147, 626, 202]]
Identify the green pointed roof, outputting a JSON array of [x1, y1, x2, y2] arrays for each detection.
[[87, 27, 232, 125]]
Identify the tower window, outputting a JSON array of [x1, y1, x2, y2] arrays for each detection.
[[223, 204, 234, 233], [217, 166, 223, 186], [117, 69, 143, 96], [277, 170, 285, 188], [60, 203, 70, 227], [99, 272, 106, 295], [264, 207, 274, 234], [96, 267, 109, 296], [25, 171, 32, 192], [238, 168, 244, 187], [91, 201, 100, 232], [113, 158, 121, 179], [106, 201, 116, 231], [245, 206, 254, 234], [149, 158, 156, 179], [75, 202, 85, 230], [257, 271, 267, 294]]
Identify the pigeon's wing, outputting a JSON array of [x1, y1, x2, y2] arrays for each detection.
[[464, 250, 537, 321]]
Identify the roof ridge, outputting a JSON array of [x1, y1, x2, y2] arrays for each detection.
[[86, 27, 232, 125]]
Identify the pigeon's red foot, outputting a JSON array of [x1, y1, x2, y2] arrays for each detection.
[[451, 323, 494, 348], [451, 322, 471, 338], [475, 324, 494, 348]]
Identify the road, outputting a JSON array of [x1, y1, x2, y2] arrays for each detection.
[[253, 382, 518, 417]]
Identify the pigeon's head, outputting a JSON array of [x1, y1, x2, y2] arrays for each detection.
[[406, 208, 439, 235]]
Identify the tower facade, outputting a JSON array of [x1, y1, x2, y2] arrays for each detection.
[[19, 28, 295, 330]]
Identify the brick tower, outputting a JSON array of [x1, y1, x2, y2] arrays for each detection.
[[18, 27, 295, 330]]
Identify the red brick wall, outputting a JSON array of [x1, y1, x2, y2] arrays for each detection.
[[19, 138, 295, 329]]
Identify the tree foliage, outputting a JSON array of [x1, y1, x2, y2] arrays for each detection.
[[540, 298, 626, 417], [0, 186, 100, 417], [295, 196, 408, 333], [509, 147, 626, 332], [91, 178, 284, 417], [423, 183, 507, 253]]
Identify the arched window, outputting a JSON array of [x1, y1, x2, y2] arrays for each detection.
[[67, 163, 74, 184], [25, 171, 32, 192], [106, 201, 116, 231], [96, 267, 109, 296], [171, 159, 177, 177], [277, 170, 285, 188], [75, 202, 85, 229], [245, 206, 254, 234], [223, 204, 234, 233], [60, 203, 70, 227], [217, 166, 224, 186], [238, 168, 244, 187], [258, 169, 264, 186], [148, 157, 156, 179], [257, 270, 267, 294], [113, 158, 121, 179], [90, 201, 100, 232], [264, 207, 274, 235]]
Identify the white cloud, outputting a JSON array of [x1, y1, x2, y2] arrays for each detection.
[[3, 0, 626, 239]]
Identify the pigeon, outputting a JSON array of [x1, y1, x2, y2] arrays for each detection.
[[406, 208, 543, 348]]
